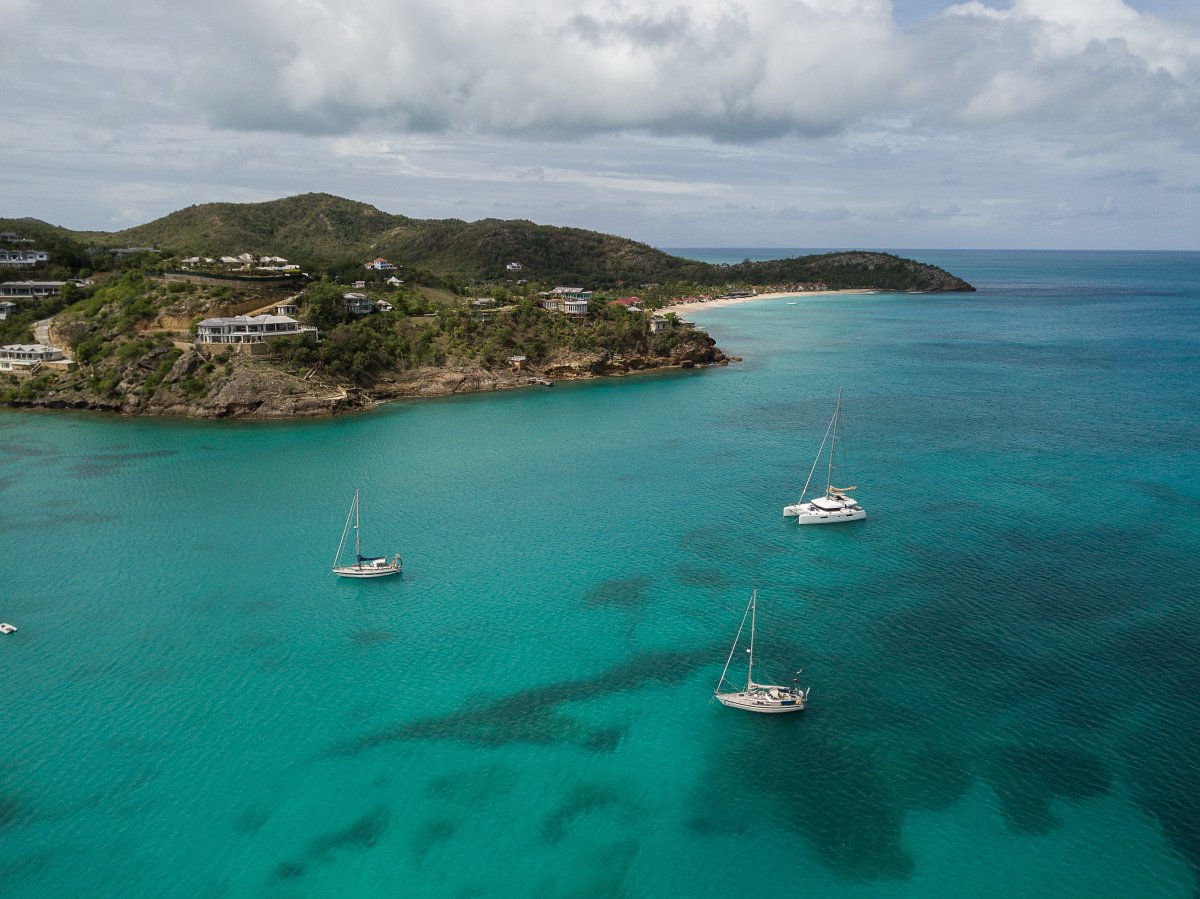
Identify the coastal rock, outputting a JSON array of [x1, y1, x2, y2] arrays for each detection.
[[2, 331, 732, 419]]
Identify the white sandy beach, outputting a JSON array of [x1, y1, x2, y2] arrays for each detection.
[[658, 288, 876, 316]]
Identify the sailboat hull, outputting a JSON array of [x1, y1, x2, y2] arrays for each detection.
[[716, 691, 807, 713], [333, 562, 401, 578]]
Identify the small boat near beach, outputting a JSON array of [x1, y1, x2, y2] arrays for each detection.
[[714, 590, 809, 714], [783, 387, 866, 524], [0, 623, 17, 635], [332, 489, 401, 578]]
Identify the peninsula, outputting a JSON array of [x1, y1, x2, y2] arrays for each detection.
[[0, 194, 974, 419]]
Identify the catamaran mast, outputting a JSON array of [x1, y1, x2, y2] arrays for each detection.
[[827, 387, 842, 494]]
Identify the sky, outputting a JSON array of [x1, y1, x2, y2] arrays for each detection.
[[2, 0, 1198, 249]]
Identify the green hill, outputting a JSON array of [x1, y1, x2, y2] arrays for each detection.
[[6, 193, 973, 291]]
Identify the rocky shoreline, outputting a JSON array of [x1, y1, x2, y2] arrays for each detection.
[[2, 339, 733, 420]]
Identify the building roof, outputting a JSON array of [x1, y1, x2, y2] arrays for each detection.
[[1, 343, 63, 354], [197, 314, 300, 327]]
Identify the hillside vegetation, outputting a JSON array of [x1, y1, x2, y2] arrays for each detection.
[[9, 193, 975, 291]]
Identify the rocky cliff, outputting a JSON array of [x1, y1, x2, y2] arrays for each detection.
[[3, 335, 730, 419]]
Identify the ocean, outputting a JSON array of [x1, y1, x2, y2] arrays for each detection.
[[2, 250, 1198, 897]]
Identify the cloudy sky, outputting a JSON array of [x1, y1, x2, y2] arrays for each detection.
[[3, 0, 1198, 249]]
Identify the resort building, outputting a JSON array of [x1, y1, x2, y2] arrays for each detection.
[[0, 344, 75, 375], [275, 301, 299, 316], [195, 314, 316, 352], [563, 298, 590, 316], [0, 281, 65, 299], [365, 257, 397, 271]]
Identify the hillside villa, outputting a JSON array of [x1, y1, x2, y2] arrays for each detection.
[[0, 249, 50, 267], [0, 281, 66, 299], [0, 344, 76, 375], [195, 314, 317, 354]]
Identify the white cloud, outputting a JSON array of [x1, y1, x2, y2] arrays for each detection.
[[1, 0, 1198, 247]]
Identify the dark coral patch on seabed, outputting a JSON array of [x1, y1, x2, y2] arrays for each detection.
[[332, 646, 718, 757]]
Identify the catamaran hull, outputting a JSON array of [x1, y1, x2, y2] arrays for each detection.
[[716, 692, 807, 713], [333, 565, 400, 578], [790, 507, 867, 524]]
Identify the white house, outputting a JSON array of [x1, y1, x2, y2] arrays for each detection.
[[649, 316, 669, 334], [365, 257, 397, 271], [195, 314, 315, 346], [563, 298, 590, 316], [0, 249, 50, 266], [385, 276, 404, 287], [374, 299, 394, 313], [506, 262, 523, 272], [275, 302, 299, 315], [0, 301, 17, 319], [0, 344, 75, 374]]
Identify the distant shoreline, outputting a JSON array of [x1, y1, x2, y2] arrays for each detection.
[[658, 288, 877, 316]]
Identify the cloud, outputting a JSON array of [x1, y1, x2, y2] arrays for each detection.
[[3, 0, 1197, 151], [2, 1, 1198, 248]]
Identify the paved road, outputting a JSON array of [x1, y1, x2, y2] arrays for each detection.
[[33, 317, 52, 345]]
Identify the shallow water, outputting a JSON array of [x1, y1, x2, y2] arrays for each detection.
[[2, 250, 1198, 896]]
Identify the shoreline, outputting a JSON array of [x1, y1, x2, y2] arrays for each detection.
[[658, 288, 877, 316]]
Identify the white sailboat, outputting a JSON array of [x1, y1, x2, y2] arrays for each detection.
[[332, 489, 401, 578], [714, 590, 809, 714], [783, 387, 866, 524]]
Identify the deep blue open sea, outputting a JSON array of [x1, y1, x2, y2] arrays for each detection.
[[2, 250, 1199, 897]]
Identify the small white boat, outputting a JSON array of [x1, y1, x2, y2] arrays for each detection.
[[786, 300, 797, 305], [0, 623, 17, 635], [332, 489, 401, 578], [714, 590, 809, 714], [783, 387, 866, 524]]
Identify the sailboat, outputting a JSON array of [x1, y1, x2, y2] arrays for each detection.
[[714, 590, 809, 713], [332, 489, 401, 578], [783, 387, 866, 524]]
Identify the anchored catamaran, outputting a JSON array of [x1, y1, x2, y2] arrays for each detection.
[[783, 387, 866, 524]]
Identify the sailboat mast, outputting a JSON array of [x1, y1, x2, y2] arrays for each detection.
[[747, 590, 756, 689], [354, 488, 362, 561]]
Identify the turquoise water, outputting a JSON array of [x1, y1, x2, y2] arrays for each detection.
[[3, 251, 1199, 896]]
